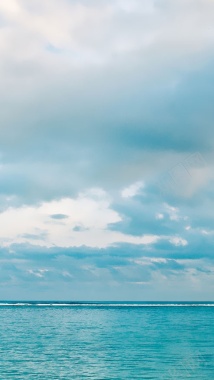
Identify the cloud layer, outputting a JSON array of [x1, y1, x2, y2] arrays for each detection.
[[0, 0, 214, 299]]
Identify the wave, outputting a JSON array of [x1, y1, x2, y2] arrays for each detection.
[[0, 302, 214, 307]]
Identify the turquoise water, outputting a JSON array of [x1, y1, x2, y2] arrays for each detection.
[[0, 302, 214, 379]]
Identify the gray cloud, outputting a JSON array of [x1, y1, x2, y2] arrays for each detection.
[[0, 240, 214, 300], [50, 214, 69, 220]]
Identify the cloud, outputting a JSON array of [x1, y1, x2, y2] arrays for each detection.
[[0, 240, 214, 300], [0, 186, 188, 249], [0, 0, 214, 299], [121, 181, 144, 198], [50, 213, 69, 220]]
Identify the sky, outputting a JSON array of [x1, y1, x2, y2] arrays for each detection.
[[0, 0, 214, 300]]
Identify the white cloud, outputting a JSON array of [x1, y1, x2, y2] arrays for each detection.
[[132, 257, 167, 266], [121, 181, 144, 198], [0, 188, 161, 248], [200, 229, 214, 236], [164, 204, 189, 222], [0, 0, 214, 82], [156, 213, 164, 220], [28, 268, 49, 278], [151, 258, 167, 263], [169, 237, 188, 247], [164, 204, 180, 221], [0, 187, 188, 249]]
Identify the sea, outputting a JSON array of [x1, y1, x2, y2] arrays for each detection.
[[0, 301, 214, 379]]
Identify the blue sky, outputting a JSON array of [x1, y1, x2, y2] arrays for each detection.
[[0, 0, 214, 300]]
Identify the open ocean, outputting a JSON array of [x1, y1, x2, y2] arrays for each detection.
[[0, 301, 214, 379]]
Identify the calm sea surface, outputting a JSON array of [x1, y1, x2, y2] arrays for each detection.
[[0, 302, 214, 379]]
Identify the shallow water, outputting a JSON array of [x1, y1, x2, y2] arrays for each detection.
[[0, 302, 214, 379]]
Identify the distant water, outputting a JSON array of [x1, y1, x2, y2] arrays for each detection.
[[0, 302, 214, 379]]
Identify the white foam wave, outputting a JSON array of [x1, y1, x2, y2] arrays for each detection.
[[0, 303, 214, 307]]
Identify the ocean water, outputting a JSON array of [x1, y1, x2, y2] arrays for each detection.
[[0, 302, 214, 379]]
